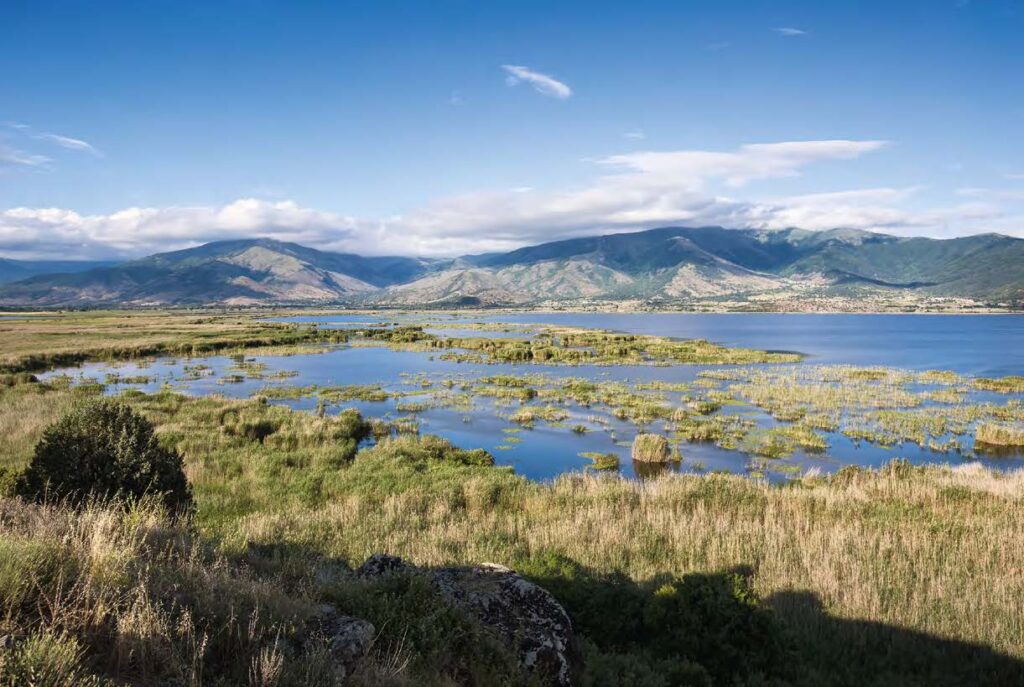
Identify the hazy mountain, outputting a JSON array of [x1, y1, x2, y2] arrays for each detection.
[[1, 228, 1022, 307], [0, 239, 443, 306], [0, 258, 117, 285]]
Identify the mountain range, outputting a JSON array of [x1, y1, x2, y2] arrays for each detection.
[[0, 258, 117, 285], [1, 227, 1022, 308]]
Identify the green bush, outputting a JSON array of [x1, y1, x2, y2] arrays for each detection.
[[17, 399, 193, 513]]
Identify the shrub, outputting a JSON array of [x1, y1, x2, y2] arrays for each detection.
[[631, 433, 670, 463], [17, 399, 193, 513]]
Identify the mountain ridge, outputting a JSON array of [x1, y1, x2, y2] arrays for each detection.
[[1, 227, 1021, 308]]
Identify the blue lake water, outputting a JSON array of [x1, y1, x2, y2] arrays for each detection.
[[42, 313, 1024, 481]]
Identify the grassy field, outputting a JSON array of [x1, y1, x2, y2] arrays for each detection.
[[2, 313, 1024, 687], [1, 371, 1023, 685]]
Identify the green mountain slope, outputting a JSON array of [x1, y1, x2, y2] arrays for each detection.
[[0, 258, 117, 285], [1, 228, 1022, 307], [0, 239, 440, 306]]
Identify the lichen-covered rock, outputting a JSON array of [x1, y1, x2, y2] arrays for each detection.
[[357, 554, 582, 686], [356, 553, 408, 577], [307, 604, 375, 681], [433, 563, 582, 686]]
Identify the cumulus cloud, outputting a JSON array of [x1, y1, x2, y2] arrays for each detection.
[[502, 65, 572, 99], [0, 199, 362, 260], [2, 139, 1021, 260]]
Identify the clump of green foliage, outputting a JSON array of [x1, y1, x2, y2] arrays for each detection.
[[17, 399, 193, 513], [580, 452, 620, 471]]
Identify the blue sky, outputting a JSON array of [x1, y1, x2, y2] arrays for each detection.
[[2, 0, 1023, 259]]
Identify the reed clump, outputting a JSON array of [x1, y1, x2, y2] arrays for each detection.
[[631, 433, 671, 462], [975, 422, 1024, 448]]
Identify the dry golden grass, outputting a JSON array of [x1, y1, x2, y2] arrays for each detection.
[[231, 462, 1024, 662]]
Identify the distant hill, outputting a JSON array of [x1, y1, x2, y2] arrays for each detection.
[[1, 228, 1022, 308], [0, 258, 117, 285], [0, 239, 443, 306]]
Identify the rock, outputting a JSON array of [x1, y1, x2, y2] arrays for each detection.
[[356, 553, 409, 577], [354, 554, 583, 685], [308, 604, 375, 681], [433, 563, 582, 687]]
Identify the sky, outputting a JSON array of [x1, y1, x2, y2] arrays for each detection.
[[1, 0, 1023, 260]]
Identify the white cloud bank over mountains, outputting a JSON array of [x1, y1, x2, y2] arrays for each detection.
[[2, 139, 1022, 260]]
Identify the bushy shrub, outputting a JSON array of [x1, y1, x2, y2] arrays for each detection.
[[17, 399, 193, 513]]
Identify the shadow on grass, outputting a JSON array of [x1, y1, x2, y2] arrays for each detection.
[[237, 539, 1024, 686], [516, 554, 1024, 687], [767, 589, 1024, 686]]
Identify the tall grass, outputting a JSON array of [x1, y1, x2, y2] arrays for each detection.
[[2, 379, 1024, 683]]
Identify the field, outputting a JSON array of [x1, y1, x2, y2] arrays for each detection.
[[1, 311, 1023, 685]]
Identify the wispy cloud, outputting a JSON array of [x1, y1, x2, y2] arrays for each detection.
[[0, 143, 51, 168], [502, 64, 572, 99], [623, 130, 646, 140], [773, 27, 807, 37], [34, 133, 101, 156], [0, 122, 100, 171]]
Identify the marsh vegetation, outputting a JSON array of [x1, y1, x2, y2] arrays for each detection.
[[2, 310, 1024, 683]]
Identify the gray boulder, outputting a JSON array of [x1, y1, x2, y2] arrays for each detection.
[[307, 604, 375, 681], [359, 554, 582, 686]]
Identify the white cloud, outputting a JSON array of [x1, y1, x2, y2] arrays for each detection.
[[0, 122, 100, 171], [0, 143, 51, 168], [773, 27, 807, 36], [623, 130, 646, 140], [0, 199, 361, 260], [3, 139, 1022, 261], [502, 65, 572, 99], [35, 133, 101, 156]]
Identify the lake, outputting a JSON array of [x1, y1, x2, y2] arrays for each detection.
[[42, 312, 1024, 481]]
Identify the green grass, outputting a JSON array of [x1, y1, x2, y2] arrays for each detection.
[[1, 378, 1023, 684], [2, 313, 1024, 684]]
